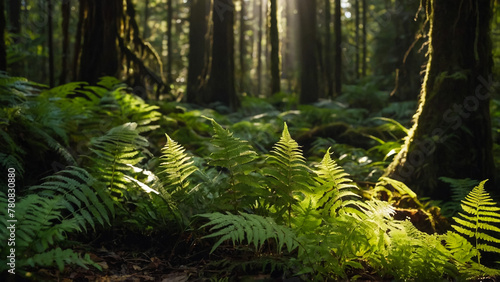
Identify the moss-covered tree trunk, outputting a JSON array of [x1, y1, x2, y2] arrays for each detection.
[[385, 0, 495, 199]]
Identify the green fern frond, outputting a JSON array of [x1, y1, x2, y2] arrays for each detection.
[[206, 118, 260, 210], [25, 247, 100, 272], [452, 180, 500, 264], [89, 122, 149, 196], [199, 212, 299, 254], [313, 147, 359, 217], [158, 134, 198, 195], [264, 123, 311, 224]]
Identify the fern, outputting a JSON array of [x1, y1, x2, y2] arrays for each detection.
[[206, 118, 261, 210], [199, 212, 298, 254], [0, 167, 112, 272], [158, 134, 198, 196], [264, 123, 311, 225], [439, 177, 479, 217], [451, 180, 500, 264], [89, 122, 150, 197], [313, 147, 360, 217]]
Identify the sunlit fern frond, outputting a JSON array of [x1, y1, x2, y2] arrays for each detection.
[[452, 180, 500, 264], [314, 147, 360, 217], [89, 122, 150, 196], [199, 212, 299, 254], [206, 118, 261, 210], [158, 133, 198, 195], [263, 123, 311, 224]]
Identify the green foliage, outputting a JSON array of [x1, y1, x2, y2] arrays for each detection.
[[158, 133, 198, 196], [313, 147, 360, 217], [89, 122, 150, 197], [206, 118, 262, 210], [0, 167, 111, 272], [439, 177, 480, 217], [264, 123, 311, 224], [199, 212, 298, 254], [452, 180, 500, 264]]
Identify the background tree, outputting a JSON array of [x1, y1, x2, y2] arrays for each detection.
[[333, 0, 341, 96], [385, 0, 495, 199], [269, 0, 280, 95], [59, 0, 71, 84], [186, 0, 210, 104], [298, 0, 319, 104], [206, 0, 239, 109], [0, 0, 6, 71]]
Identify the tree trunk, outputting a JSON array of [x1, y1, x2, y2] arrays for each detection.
[[354, 0, 359, 79], [269, 0, 280, 95], [8, 0, 22, 75], [385, 0, 495, 199], [239, 0, 246, 93], [166, 0, 173, 88], [47, 0, 55, 87], [0, 0, 6, 71], [78, 0, 121, 83], [60, 0, 70, 84], [186, 0, 210, 104], [143, 0, 150, 39], [333, 0, 341, 96], [361, 0, 367, 77], [298, 0, 319, 104], [208, 0, 238, 109], [324, 0, 333, 98], [256, 0, 263, 95]]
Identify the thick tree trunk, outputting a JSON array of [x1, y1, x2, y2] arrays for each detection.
[[78, 0, 121, 83], [186, 0, 210, 104], [239, 0, 246, 93], [47, 0, 55, 87], [0, 0, 6, 71], [256, 0, 263, 95], [298, 0, 319, 104], [60, 0, 70, 84], [385, 0, 495, 199], [333, 0, 341, 96], [269, 0, 280, 95], [207, 0, 238, 109], [354, 0, 359, 79]]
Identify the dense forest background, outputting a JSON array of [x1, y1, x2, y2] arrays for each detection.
[[2, 0, 500, 280]]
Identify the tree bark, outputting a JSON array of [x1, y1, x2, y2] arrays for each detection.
[[361, 0, 367, 77], [256, 0, 263, 95], [186, 0, 210, 104], [269, 0, 280, 95], [47, 0, 55, 87], [385, 0, 495, 199], [0, 0, 6, 71], [239, 0, 246, 93], [8, 0, 22, 75], [324, 0, 333, 97], [333, 0, 341, 96], [354, 0, 360, 79], [207, 0, 238, 109], [60, 0, 70, 84], [298, 0, 319, 104], [166, 0, 173, 87]]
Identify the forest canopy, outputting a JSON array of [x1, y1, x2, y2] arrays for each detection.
[[1, 0, 500, 280]]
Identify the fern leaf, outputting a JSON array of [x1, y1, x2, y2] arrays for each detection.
[[452, 180, 500, 264], [199, 212, 298, 254], [313, 147, 359, 216], [263, 123, 311, 224]]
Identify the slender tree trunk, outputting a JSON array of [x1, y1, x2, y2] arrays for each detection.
[[385, 0, 495, 199], [208, 0, 238, 109], [187, 0, 210, 103], [8, 0, 21, 75], [166, 0, 173, 87], [0, 0, 6, 71], [239, 0, 246, 93], [60, 0, 70, 84], [324, 0, 333, 97], [354, 0, 360, 79], [333, 0, 341, 96], [143, 0, 150, 39], [73, 0, 85, 80], [47, 0, 55, 87], [269, 0, 280, 94], [361, 0, 367, 77], [256, 0, 263, 95], [298, 0, 319, 104]]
